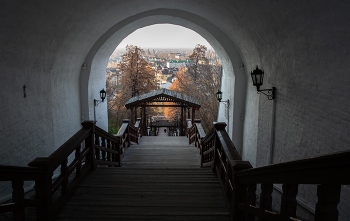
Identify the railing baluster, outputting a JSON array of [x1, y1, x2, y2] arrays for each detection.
[[280, 184, 298, 217], [75, 145, 81, 177], [111, 141, 116, 166], [95, 134, 100, 160], [12, 180, 25, 221], [315, 184, 341, 221], [61, 158, 68, 196], [101, 137, 106, 161], [246, 184, 257, 221], [107, 139, 111, 166], [260, 183, 273, 220]]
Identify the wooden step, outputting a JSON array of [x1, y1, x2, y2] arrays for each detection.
[[55, 168, 230, 221]]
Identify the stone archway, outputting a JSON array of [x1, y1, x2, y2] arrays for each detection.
[[79, 9, 249, 157]]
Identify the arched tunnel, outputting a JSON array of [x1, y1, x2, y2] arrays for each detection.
[[1, 1, 350, 219]]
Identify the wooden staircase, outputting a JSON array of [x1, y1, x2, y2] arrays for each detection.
[[2, 121, 350, 221], [55, 129, 230, 220], [55, 168, 230, 221]]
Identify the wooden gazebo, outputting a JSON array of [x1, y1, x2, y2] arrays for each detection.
[[125, 88, 201, 136]]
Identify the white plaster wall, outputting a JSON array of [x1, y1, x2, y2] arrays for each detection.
[[1, 0, 350, 219]]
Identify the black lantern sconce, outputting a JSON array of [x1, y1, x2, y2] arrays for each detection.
[[251, 66, 275, 100], [94, 89, 106, 106], [216, 89, 230, 133], [216, 90, 229, 107], [93, 89, 106, 121]]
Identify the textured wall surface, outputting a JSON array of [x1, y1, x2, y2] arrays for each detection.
[[0, 0, 349, 219]]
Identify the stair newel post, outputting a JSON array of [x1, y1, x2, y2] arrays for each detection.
[[194, 119, 201, 148], [124, 119, 131, 147], [81, 121, 96, 170], [231, 161, 253, 221], [29, 158, 54, 221], [12, 180, 25, 221], [212, 133, 219, 173], [260, 183, 273, 221], [315, 184, 341, 221], [280, 184, 298, 217]]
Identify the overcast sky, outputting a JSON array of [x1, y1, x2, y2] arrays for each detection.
[[116, 24, 212, 49]]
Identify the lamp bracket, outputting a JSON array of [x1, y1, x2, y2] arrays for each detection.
[[257, 87, 275, 100], [220, 99, 229, 108], [94, 99, 103, 107]]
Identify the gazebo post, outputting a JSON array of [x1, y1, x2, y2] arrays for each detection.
[[130, 107, 134, 124], [192, 108, 195, 124], [183, 106, 187, 135], [180, 106, 184, 136], [142, 106, 146, 136]]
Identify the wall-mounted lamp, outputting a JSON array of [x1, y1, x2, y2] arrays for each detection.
[[251, 66, 275, 100], [216, 89, 230, 133], [216, 90, 229, 107], [94, 89, 106, 121]]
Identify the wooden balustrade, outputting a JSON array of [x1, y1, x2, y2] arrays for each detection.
[[0, 119, 138, 221], [189, 120, 350, 221]]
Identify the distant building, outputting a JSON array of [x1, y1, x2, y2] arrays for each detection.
[[167, 60, 192, 68]]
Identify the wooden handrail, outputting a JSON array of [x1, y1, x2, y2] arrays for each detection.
[[0, 165, 45, 181], [28, 127, 92, 170], [1, 119, 139, 221], [236, 150, 350, 185], [189, 120, 350, 221]]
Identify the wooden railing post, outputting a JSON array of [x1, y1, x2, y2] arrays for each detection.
[[231, 161, 253, 220], [28, 158, 54, 221], [123, 119, 131, 147], [315, 184, 341, 221], [280, 184, 298, 217], [81, 121, 96, 170], [106, 139, 111, 167], [75, 145, 82, 177], [12, 180, 25, 221], [61, 158, 68, 196], [101, 137, 106, 161]]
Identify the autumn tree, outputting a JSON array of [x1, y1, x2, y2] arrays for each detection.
[[166, 45, 221, 132], [107, 45, 156, 133], [187, 44, 208, 81]]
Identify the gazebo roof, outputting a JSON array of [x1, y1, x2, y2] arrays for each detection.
[[125, 88, 201, 109]]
